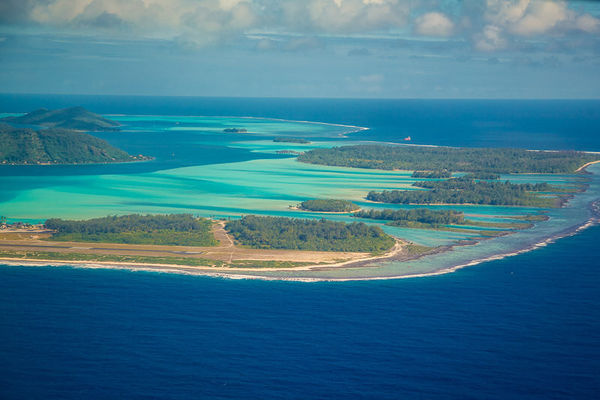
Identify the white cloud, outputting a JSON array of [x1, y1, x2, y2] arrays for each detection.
[[22, 0, 413, 46], [474, 25, 507, 51], [414, 12, 454, 37], [10, 0, 600, 50], [509, 0, 568, 36], [472, 0, 600, 51], [283, 0, 410, 34], [575, 14, 600, 34], [30, 0, 92, 24]]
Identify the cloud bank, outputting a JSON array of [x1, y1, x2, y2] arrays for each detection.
[[0, 0, 597, 51]]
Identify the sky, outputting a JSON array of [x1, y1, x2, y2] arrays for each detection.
[[0, 0, 599, 99]]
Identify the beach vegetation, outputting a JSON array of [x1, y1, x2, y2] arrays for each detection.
[[367, 177, 558, 207], [225, 215, 395, 253], [45, 214, 217, 246], [273, 137, 311, 144], [298, 144, 599, 174], [412, 170, 451, 178], [299, 199, 360, 212]]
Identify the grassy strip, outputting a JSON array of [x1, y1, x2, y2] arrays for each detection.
[[404, 244, 435, 256], [0, 250, 224, 267], [46, 230, 218, 247], [0, 250, 310, 269], [230, 260, 309, 268], [500, 214, 549, 222], [386, 221, 507, 236]]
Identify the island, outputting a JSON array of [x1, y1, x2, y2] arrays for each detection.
[[297, 144, 600, 174], [367, 177, 561, 207], [1, 106, 121, 131], [297, 199, 360, 213], [273, 137, 311, 144], [223, 128, 248, 133], [0, 124, 147, 165], [0, 117, 598, 281], [354, 208, 533, 235], [0, 214, 402, 270]]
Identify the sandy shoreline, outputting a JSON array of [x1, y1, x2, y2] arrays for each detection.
[[3, 207, 596, 282], [0, 238, 406, 274], [1, 158, 597, 283]]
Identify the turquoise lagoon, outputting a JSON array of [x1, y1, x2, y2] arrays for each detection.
[[1, 114, 598, 281]]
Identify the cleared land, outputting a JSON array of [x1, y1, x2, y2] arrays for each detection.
[[0, 222, 371, 268]]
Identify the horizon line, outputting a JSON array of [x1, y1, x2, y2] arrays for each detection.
[[1, 92, 600, 101]]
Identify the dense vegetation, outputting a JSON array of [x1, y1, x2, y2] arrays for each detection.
[[298, 144, 599, 174], [412, 170, 451, 178], [411, 169, 452, 179], [463, 172, 501, 180], [45, 214, 217, 246], [273, 137, 311, 144], [413, 177, 552, 191], [299, 199, 360, 212], [0, 124, 142, 165], [367, 177, 557, 207], [226, 215, 395, 253], [355, 208, 465, 226], [1, 106, 120, 131], [353, 208, 532, 232]]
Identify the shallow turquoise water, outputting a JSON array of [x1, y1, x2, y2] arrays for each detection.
[[1, 114, 597, 280]]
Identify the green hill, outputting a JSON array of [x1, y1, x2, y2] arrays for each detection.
[[0, 124, 144, 165], [2, 106, 120, 131]]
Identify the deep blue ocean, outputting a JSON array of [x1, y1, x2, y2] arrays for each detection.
[[1, 95, 599, 399]]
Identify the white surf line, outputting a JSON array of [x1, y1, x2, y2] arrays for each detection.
[[2, 214, 597, 283], [105, 114, 370, 133]]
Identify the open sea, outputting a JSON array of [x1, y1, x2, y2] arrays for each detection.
[[1, 95, 599, 399]]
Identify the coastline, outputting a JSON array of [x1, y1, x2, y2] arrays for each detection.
[[0, 238, 406, 275], [2, 165, 597, 282], [289, 205, 362, 214], [3, 198, 597, 282], [1, 131, 598, 282], [109, 113, 370, 138]]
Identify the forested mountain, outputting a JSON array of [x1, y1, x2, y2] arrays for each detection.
[[2, 106, 120, 131], [0, 124, 141, 165]]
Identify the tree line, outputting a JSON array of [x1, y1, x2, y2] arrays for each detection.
[[297, 144, 599, 174], [45, 214, 216, 246], [354, 208, 465, 226], [299, 199, 360, 212], [367, 177, 557, 207], [412, 170, 451, 178], [225, 215, 394, 253]]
